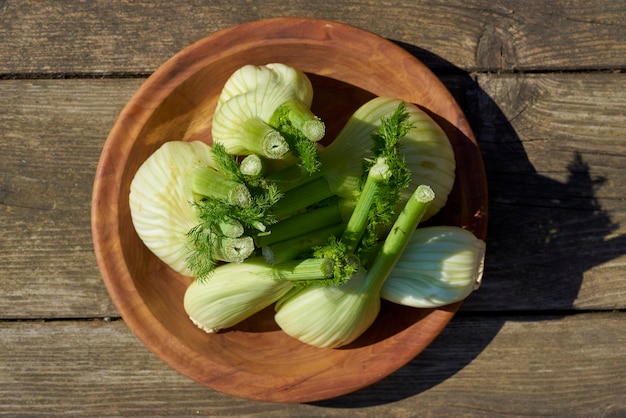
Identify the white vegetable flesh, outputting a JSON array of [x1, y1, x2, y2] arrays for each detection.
[[215, 63, 313, 113], [184, 257, 334, 333], [184, 258, 294, 333], [274, 267, 378, 348], [382, 226, 485, 308], [129, 141, 215, 276]]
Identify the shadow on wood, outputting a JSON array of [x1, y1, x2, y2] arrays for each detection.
[[312, 41, 626, 408]]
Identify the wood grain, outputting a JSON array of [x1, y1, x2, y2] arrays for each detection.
[[0, 79, 143, 319], [1, 313, 624, 416], [461, 73, 626, 312], [0, 0, 625, 74], [1, 72, 625, 319], [0, 3, 625, 413]]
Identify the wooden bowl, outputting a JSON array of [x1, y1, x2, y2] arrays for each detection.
[[91, 17, 488, 403]]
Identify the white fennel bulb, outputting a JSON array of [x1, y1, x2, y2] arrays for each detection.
[[215, 63, 313, 113], [129, 140, 215, 276], [212, 63, 323, 159], [184, 257, 334, 333], [382, 226, 486, 308], [319, 97, 456, 220], [274, 267, 379, 349]]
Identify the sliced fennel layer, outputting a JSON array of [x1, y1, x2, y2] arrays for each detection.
[[382, 226, 485, 308], [129, 140, 215, 277]]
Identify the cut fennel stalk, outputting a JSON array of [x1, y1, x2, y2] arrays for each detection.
[[258, 101, 416, 266]]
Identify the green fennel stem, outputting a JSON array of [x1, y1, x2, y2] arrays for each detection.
[[254, 202, 343, 247], [240, 117, 290, 159], [363, 184, 435, 293], [185, 230, 255, 281], [268, 99, 323, 174], [263, 222, 346, 265], [265, 162, 324, 193], [269, 176, 335, 220], [190, 166, 252, 206], [185, 180, 281, 279], [271, 98, 326, 142], [216, 218, 244, 238], [214, 236, 255, 264], [340, 158, 391, 254], [270, 257, 335, 281], [307, 158, 395, 284], [239, 154, 264, 176]]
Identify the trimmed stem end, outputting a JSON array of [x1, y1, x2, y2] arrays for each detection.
[[262, 131, 290, 159], [303, 118, 326, 142]]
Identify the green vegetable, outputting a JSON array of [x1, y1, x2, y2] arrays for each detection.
[[184, 256, 334, 333], [273, 108, 433, 348], [261, 221, 346, 266], [268, 97, 455, 221], [261, 102, 415, 265], [129, 140, 278, 280], [212, 63, 325, 171], [239, 154, 264, 177], [184, 142, 283, 280], [185, 228, 255, 277], [274, 184, 435, 348], [128, 62, 483, 350], [189, 165, 252, 206], [381, 226, 485, 307]]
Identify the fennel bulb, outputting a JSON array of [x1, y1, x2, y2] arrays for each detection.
[[320, 97, 455, 220], [382, 226, 486, 308], [216, 63, 314, 114], [129, 141, 215, 276], [212, 63, 324, 163], [184, 257, 334, 333]]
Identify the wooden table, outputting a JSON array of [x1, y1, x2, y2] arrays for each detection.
[[1, 1, 624, 416]]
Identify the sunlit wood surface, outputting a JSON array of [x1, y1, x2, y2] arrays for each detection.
[[1, 1, 624, 415]]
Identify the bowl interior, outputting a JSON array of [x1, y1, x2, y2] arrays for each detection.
[[92, 17, 487, 403]]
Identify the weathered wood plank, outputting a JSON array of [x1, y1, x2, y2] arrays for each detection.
[[0, 79, 143, 319], [1, 313, 624, 416], [0, 0, 625, 74], [461, 73, 626, 311], [1, 73, 624, 318]]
